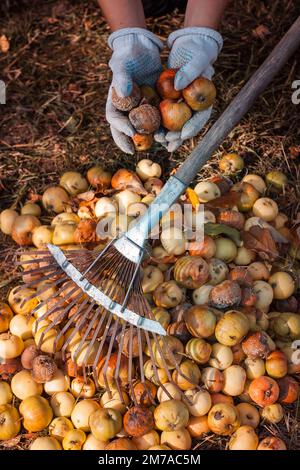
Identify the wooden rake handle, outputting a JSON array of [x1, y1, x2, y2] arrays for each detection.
[[176, 15, 300, 185]]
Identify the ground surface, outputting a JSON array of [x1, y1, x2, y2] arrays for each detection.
[[0, 0, 299, 450]]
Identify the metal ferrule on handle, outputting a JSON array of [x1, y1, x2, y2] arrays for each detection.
[[113, 175, 187, 263]]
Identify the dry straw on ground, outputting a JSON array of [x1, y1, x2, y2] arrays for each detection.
[[0, 0, 299, 450]]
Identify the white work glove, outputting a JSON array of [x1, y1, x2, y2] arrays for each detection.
[[155, 27, 223, 152], [106, 28, 163, 154]]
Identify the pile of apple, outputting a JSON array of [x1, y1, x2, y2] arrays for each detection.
[[111, 69, 216, 151], [0, 155, 300, 451]]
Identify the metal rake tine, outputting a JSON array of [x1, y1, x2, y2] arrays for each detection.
[[114, 322, 127, 404], [61, 300, 96, 357], [136, 327, 156, 405], [34, 281, 87, 332], [75, 305, 107, 365], [121, 252, 143, 311], [127, 324, 135, 405], [143, 330, 173, 401], [52, 294, 93, 351], [157, 332, 200, 395], [36, 310, 67, 351], [67, 302, 100, 361], [94, 314, 113, 391], [23, 272, 68, 293], [80, 305, 107, 375], [101, 317, 120, 399], [58, 297, 92, 358], [131, 294, 156, 406], [79, 237, 117, 280], [90, 312, 112, 376]]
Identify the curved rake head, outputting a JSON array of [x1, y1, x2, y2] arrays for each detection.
[[17, 243, 199, 404]]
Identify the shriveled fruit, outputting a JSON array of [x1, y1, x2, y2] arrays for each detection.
[[129, 104, 161, 134], [242, 331, 275, 359], [123, 406, 154, 437], [209, 280, 241, 309], [111, 82, 141, 111]]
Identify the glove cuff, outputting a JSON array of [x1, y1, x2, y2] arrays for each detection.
[[167, 27, 223, 53], [108, 27, 164, 51]]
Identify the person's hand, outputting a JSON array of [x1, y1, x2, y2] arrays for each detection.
[[106, 28, 163, 154], [155, 27, 223, 152]]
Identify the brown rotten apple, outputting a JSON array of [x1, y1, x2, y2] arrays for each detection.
[[129, 104, 161, 134]]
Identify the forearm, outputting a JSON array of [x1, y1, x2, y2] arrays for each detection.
[[184, 0, 229, 29], [98, 0, 146, 31]]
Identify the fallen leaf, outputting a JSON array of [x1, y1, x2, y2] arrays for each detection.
[[206, 191, 241, 210], [143, 254, 178, 266], [289, 145, 300, 159], [204, 222, 242, 246], [74, 220, 97, 243], [186, 188, 200, 209], [0, 35, 9, 53], [77, 190, 96, 201], [241, 226, 279, 261], [252, 25, 270, 39]]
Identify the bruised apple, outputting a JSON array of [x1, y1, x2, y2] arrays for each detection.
[[156, 69, 182, 100], [182, 77, 216, 111], [159, 99, 192, 132]]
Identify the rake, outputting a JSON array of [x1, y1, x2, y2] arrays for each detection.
[[17, 17, 300, 404]]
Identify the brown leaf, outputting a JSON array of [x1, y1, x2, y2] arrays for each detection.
[[206, 191, 241, 210], [289, 145, 300, 159], [252, 25, 270, 39], [73, 220, 97, 243], [0, 35, 10, 53], [241, 226, 279, 261], [0, 435, 22, 448], [143, 254, 178, 266]]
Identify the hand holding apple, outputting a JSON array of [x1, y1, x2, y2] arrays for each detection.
[[155, 27, 222, 152]]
